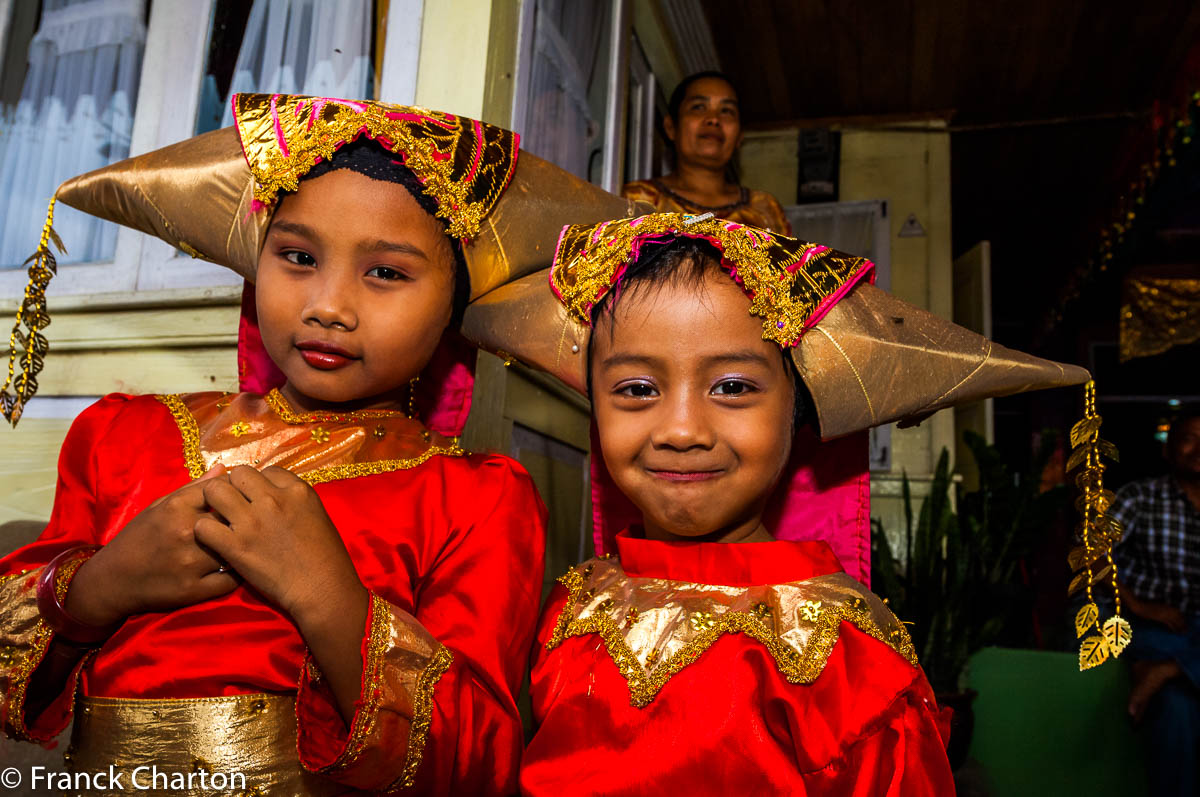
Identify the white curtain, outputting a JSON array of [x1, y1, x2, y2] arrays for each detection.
[[0, 0, 145, 268], [523, 0, 606, 180], [212, 0, 373, 130]]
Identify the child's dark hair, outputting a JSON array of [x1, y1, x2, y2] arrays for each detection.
[[301, 138, 472, 327], [586, 237, 811, 428]]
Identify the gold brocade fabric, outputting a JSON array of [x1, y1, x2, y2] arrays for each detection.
[[156, 390, 464, 484], [622, 179, 792, 235], [306, 594, 453, 791], [1119, 277, 1200, 362], [547, 558, 917, 708], [549, 213, 873, 347], [232, 94, 519, 240], [66, 694, 353, 796], [0, 568, 54, 740], [0, 550, 95, 742]]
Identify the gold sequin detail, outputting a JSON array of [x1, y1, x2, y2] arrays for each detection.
[[233, 94, 518, 241], [689, 611, 716, 632], [752, 602, 772, 621], [230, 421, 251, 437], [550, 213, 873, 347], [311, 426, 330, 443], [373, 425, 386, 439], [800, 600, 823, 621], [547, 561, 918, 708]]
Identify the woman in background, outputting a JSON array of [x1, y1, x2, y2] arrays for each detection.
[[622, 71, 791, 234]]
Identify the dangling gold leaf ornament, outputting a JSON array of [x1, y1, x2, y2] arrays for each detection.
[[2, 197, 62, 427], [1066, 381, 1130, 671]]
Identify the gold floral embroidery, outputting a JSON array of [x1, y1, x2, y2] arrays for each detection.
[[229, 421, 251, 437], [550, 213, 874, 347], [547, 560, 917, 708], [232, 94, 518, 241], [311, 427, 330, 444]]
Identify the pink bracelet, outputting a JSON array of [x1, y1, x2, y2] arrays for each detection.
[[36, 546, 119, 646]]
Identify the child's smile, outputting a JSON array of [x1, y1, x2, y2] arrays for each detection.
[[254, 168, 458, 413], [591, 267, 795, 543]]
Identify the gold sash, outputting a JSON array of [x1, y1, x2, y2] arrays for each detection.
[[63, 694, 357, 796]]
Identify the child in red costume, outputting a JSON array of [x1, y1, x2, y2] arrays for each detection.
[[0, 94, 632, 795], [504, 214, 1088, 795]]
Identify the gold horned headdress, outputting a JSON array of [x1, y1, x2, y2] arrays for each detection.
[[462, 211, 1129, 670], [1, 93, 639, 425]]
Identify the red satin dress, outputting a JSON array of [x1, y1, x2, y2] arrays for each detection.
[[520, 531, 953, 796], [0, 391, 546, 795]]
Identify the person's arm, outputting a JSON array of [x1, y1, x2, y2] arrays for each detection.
[[197, 456, 548, 795], [1, 397, 236, 741], [802, 683, 955, 796]]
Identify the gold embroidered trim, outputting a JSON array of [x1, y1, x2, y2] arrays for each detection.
[[0, 568, 57, 741], [393, 644, 453, 790], [324, 594, 392, 772], [156, 393, 465, 485], [264, 388, 409, 424], [155, 394, 205, 478], [550, 213, 873, 347], [233, 94, 518, 240], [546, 562, 917, 708], [300, 448, 465, 485]]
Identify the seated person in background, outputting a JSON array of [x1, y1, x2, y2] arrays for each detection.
[[1114, 410, 1200, 797], [622, 71, 792, 234]]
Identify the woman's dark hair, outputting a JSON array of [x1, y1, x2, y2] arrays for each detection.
[[667, 70, 738, 122], [586, 237, 809, 428], [301, 138, 471, 327]]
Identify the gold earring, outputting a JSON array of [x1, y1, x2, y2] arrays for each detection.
[[407, 376, 420, 419]]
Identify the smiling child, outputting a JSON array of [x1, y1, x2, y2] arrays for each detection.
[[507, 213, 1092, 795], [0, 94, 633, 795]]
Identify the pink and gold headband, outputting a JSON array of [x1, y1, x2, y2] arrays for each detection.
[[548, 213, 875, 347]]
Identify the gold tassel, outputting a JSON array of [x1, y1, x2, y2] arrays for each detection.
[[1067, 380, 1132, 670], [2, 196, 63, 427]]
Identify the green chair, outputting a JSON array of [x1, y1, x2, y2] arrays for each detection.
[[967, 647, 1147, 796]]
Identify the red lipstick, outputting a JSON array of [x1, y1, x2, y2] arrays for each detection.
[[296, 340, 358, 371]]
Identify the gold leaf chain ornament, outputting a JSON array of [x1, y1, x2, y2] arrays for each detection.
[[2, 197, 62, 427], [1068, 380, 1131, 670]]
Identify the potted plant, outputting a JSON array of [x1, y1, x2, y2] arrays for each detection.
[[870, 430, 1067, 767]]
